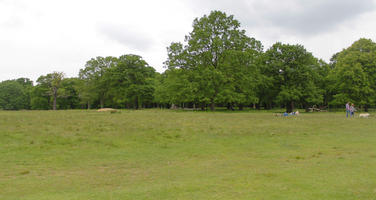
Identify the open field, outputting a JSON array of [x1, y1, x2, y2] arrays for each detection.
[[1, 110, 376, 199]]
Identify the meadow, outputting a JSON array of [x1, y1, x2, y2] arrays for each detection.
[[1, 109, 376, 200]]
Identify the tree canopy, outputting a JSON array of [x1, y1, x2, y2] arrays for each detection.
[[263, 43, 323, 112], [164, 10, 263, 110], [329, 38, 376, 111], [0, 79, 31, 110]]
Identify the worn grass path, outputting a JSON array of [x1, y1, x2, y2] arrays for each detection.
[[1, 110, 376, 199]]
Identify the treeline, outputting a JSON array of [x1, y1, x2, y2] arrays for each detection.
[[1, 11, 376, 112]]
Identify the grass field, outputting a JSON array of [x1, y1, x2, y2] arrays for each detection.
[[1, 110, 376, 199]]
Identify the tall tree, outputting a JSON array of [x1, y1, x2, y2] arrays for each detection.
[[165, 10, 263, 110], [217, 49, 262, 110], [264, 43, 323, 112], [79, 56, 117, 108], [329, 38, 376, 111], [35, 72, 65, 110], [108, 54, 155, 109]]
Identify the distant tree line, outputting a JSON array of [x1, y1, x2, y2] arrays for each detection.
[[1, 11, 376, 112]]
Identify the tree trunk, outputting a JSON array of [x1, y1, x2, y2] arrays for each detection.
[[201, 103, 205, 111], [210, 102, 215, 111], [100, 97, 104, 108], [87, 101, 91, 110], [286, 101, 294, 113], [53, 96, 57, 110], [226, 103, 234, 111], [135, 98, 139, 110], [365, 105, 369, 112], [52, 88, 57, 110], [239, 104, 244, 111]]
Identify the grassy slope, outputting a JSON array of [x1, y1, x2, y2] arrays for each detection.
[[0, 110, 376, 200]]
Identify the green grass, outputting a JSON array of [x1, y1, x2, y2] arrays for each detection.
[[1, 110, 376, 199]]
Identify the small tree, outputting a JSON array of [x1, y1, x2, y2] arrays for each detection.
[[35, 72, 65, 110], [0, 80, 29, 110]]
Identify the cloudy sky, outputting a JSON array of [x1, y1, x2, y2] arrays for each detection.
[[1, 0, 376, 82]]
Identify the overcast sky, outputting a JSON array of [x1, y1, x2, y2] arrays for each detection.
[[1, 0, 376, 82]]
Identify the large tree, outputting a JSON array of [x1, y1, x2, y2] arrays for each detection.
[[217, 49, 262, 110], [329, 38, 376, 111], [108, 54, 155, 109], [165, 10, 263, 110], [264, 43, 323, 112], [79, 56, 117, 108]]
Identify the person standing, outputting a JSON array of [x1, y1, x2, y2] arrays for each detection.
[[346, 102, 350, 118], [350, 103, 356, 117]]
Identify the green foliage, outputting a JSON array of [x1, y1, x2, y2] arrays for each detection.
[[263, 43, 323, 112], [330, 38, 376, 109], [0, 79, 30, 110], [217, 49, 262, 106], [107, 54, 155, 109], [79, 56, 118, 108], [77, 55, 156, 109], [30, 84, 50, 110], [57, 78, 81, 109], [34, 72, 65, 110], [155, 68, 195, 106], [164, 10, 263, 110]]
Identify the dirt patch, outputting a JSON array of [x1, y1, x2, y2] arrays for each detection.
[[97, 108, 117, 113]]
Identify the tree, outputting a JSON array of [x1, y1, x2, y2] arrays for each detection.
[[15, 78, 33, 109], [34, 72, 65, 110], [76, 78, 96, 109], [108, 54, 156, 109], [0, 80, 30, 110], [57, 78, 81, 109], [331, 63, 373, 108], [165, 10, 263, 110], [217, 49, 262, 110], [315, 59, 333, 108], [30, 84, 50, 110], [329, 38, 376, 111], [156, 68, 195, 108], [79, 56, 117, 108], [263, 43, 323, 112]]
